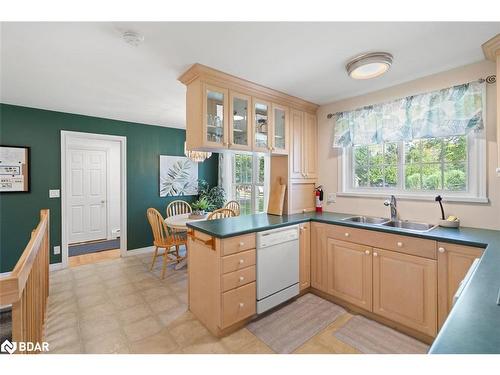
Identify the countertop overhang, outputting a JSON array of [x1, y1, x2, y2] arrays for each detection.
[[187, 212, 500, 353]]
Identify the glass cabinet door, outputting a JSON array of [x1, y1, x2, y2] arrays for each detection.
[[253, 100, 270, 151], [205, 85, 227, 146], [229, 92, 251, 150], [273, 105, 288, 153]]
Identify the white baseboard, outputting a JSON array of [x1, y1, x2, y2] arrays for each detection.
[[50, 263, 64, 272], [123, 246, 155, 257]]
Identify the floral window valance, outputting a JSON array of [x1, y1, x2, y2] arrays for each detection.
[[333, 81, 485, 148]]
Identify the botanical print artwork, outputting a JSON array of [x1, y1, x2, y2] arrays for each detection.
[[333, 81, 484, 148], [159, 156, 198, 197]]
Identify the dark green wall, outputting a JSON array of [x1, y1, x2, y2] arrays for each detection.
[[0, 104, 218, 272]]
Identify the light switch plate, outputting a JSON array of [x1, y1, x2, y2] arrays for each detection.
[[49, 189, 60, 198], [53, 246, 60, 255], [327, 193, 336, 204]]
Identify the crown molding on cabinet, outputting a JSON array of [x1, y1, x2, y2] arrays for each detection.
[[482, 34, 500, 61], [178, 63, 319, 114]]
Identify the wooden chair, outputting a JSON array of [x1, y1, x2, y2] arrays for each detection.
[[224, 200, 241, 216], [166, 200, 192, 217], [146, 208, 186, 279], [207, 208, 236, 220], [165, 200, 191, 257]]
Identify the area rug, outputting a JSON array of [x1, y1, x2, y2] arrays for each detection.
[[247, 293, 346, 353], [334, 315, 429, 354], [69, 238, 120, 257]]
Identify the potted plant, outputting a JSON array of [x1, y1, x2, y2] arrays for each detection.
[[190, 196, 211, 218], [197, 179, 226, 210]]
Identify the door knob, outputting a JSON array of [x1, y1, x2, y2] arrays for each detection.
[[239, 259, 244, 264], [239, 242, 244, 247], [239, 302, 245, 308], [438, 247, 446, 253], [239, 276, 245, 282], [344, 232, 350, 237], [373, 252, 378, 257], [365, 250, 370, 255], [397, 242, 403, 247]]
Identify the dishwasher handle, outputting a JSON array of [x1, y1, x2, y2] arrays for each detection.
[[453, 258, 480, 306]]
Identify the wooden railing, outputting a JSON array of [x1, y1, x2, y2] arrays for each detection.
[[0, 209, 50, 353]]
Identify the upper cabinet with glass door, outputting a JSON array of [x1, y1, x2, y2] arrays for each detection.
[[253, 99, 271, 153], [271, 104, 289, 154], [203, 83, 229, 148], [229, 92, 252, 151]]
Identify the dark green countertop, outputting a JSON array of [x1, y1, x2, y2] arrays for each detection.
[[187, 212, 500, 353]]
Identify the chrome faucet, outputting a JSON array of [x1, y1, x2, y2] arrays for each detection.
[[384, 195, 398, 221]]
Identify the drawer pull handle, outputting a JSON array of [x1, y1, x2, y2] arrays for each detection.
[[344, 233, 350, 237], [365, 250, 370, 255], [239, 276, 245, 282], [239, 259, 244, 264], [239, 242, 244, 247], [239, 302, 245, 308], [397, 242, 403, 247], [438, 247, 446, 253], [373, 252, 378, 257]]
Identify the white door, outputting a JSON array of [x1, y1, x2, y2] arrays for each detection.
[[68, 148, 107, 244]]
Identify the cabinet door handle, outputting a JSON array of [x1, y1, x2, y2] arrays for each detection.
[[373, 252, 378, 257], [344, 232, 350, 237], [397, 241, 403, 247], [365, 250, 370, 255], [239, 302, 245, 308], [438, 247, 446, 253], [239, 259, 244, 264], [239, 276, 245, 282], [239, 242, 245, 247]]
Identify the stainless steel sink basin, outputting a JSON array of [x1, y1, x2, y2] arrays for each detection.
[[343, 216, 390, 224], [381, 220, 437, 232]]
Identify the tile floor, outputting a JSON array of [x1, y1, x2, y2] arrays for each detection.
[[45, 251, 423, 354]]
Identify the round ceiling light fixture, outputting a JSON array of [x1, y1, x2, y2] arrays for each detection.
[[346, 52, 393, 80], [122, 30, 144, 47]]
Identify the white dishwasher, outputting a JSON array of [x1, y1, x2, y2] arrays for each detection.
[[256, 225, 299, 314]]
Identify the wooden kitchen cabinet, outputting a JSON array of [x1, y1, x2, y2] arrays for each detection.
[[311, 223, 328, 292], [437, 242, 484, 328], [252, 98, 272, 152], [271, 103, 289, 154], [372, 248, 437, 337], [202, 83, 229, 149], [288, 181, 315, 214], [299, 222, 311, 291], [289, 109, 318, 180], [326, 238, 372, 311], [229, 91, 252, 151]]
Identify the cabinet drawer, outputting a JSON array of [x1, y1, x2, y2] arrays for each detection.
[[222, 265, 256, 292], [221, 233, 256, 256], [222, 249, 256, 274], [221, 282, 256, 328], [326, 224, 437, 260]]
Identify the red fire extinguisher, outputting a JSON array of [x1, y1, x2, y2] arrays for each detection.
[[315, 185, 324, 213]]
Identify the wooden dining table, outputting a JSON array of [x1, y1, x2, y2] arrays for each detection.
[[164, 213, 208, 270]]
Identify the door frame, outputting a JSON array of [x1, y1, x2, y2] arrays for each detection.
[[61, 131, 127, 268]]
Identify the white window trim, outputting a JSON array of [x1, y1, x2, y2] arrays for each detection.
[[338, 132, 488, 204], [220, 150, 270, 214]]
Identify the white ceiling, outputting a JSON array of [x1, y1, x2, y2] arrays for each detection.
[[1, 22, 498, 128]]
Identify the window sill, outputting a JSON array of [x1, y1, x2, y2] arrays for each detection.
[[337, 191, 489, 204]]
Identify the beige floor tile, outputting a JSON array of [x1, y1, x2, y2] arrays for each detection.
[[45, 325, 81, 349], [123, 317, 163, 342], [47, 340, 83, 354], [104, 275, 131, 289], [128, 329, 180, 354], [110, 292, 145, 309], [168, 317, 214, 348], [118, 304, 153, 325], [79, 314, 121, 340], [140, 286, 173, 301], [182, 341, 229, 354], [79, 301, 116, 320], [235, 338, 275, 354], [83, 330, 130, 354], [77, 292, 108, 309], [156, 304, 188, 327], [293, 340, 334, 354], [147, 295, 181, 314], [220, 328, 260, 353]]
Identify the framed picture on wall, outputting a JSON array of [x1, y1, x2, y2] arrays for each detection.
[[159, 155, 198, 197], [0, 145, 30, 193]]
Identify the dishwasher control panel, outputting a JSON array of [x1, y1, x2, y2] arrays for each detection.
[[257, 225, 299, 249]]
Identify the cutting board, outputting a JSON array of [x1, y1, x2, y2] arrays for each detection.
[[267, 182, 287, 216]]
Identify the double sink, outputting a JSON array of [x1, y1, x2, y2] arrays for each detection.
[[342, 216, 437, 232]]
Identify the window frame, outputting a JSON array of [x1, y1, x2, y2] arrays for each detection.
[[230, 151, 269, 214], [339, 131, 488, 203]]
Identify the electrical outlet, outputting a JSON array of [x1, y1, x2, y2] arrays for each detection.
[[53, 246, 60, 255], [327, 193, 336, 204], [49, 189, 60, 198]]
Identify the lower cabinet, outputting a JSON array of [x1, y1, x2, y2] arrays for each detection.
[[372, 248, 437, 337], [437, 242, 483, 328], [299, 222, 311, 291], [311, 222, 328, 292], [326, 238, 372, 311]]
